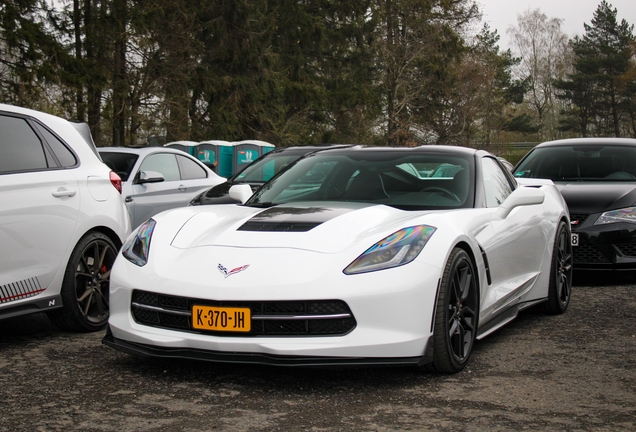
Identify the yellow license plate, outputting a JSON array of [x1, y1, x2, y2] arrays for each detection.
[[192, 306, 251, 332]]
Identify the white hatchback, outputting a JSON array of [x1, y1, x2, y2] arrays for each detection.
[[0, 104, 131, 332]]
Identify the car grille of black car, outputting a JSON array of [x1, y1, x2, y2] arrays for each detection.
[[130, 290, 356, 337], [573, 244, 611, 263], [615, 244, 636, 257], [569, 213, 588, 226], [570, 213, 611, 264]]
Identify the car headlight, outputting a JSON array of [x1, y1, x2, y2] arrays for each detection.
[[122, 218, 156, 266], [344, 225, 436, 275], [595, 207, 636, 225]]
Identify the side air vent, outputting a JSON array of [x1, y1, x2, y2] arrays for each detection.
[[480, 246, 492, 285]]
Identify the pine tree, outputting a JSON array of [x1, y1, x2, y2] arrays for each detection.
[[555, 1, 635, 137], [379, 0, 479, 145], [0, 0, 66, 109]]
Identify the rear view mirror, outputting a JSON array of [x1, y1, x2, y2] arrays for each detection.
[[497, 187, 545, 218], [136, 170, 165, 184], [229, 184, 253, 204]]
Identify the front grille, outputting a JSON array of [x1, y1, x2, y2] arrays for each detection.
[[1, 277, 44, 304], [615, 243, 636, 257], [573, 244, 610, 264], [131, 290, 356, 337], [570, 213, 588, 227]]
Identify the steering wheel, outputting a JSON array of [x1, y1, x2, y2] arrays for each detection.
[[324, 179, 344, 200], [604, 171, 636, 180], [422, 187, 460, 202]]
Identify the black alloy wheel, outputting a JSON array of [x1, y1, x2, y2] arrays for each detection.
[[544, 220, 573, 314], [425, 247, 478, 373], [48, 232, 117, 332]]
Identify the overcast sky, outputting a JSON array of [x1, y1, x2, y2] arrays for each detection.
[[478, 0, 636, 49]]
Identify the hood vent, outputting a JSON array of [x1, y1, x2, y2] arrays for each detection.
[[238, 221, 321, 232], [236, 206, 356, 232]]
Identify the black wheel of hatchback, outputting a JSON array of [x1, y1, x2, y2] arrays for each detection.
[[48, 232, 117, 332]]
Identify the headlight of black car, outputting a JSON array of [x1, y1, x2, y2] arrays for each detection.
[[595, 207, 636, 225]]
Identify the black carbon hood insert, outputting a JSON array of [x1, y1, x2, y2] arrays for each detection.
[[238, 206, 355, 232]]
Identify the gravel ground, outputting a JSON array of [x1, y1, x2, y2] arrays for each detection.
[[0, 272, 634, 431]]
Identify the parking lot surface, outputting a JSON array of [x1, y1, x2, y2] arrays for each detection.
[[1, 272, 634, 431]]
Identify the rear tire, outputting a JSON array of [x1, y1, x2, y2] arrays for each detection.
[[47, 232, 117, 332], [424, 248, 478, 373], [543, 221, 573, 314]]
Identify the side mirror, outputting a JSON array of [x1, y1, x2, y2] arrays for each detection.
[[496, 187, 545, 218], [229, 183, 254, 204], [136, 170, 165, 184]]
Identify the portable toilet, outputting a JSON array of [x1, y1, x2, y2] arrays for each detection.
[[197, 140, 235, 177], [232, 140, 275, 175], [164, 140, 197, 156]]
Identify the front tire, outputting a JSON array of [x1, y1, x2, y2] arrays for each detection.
[[48, 232, 117, 332], [543, 220, 573, 314], [424, 248, 478, 373]]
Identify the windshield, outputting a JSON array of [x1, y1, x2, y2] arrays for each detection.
[[514, 145, 636, 181], [234, 153, 304, 183], [247, 151, 474, 210]]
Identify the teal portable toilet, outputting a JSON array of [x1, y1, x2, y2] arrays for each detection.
[[164, 140, 197, 156], [197, 140, 235, 177], [232, 140, 275, 175]]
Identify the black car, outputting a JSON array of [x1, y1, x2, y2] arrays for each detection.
[[514, 138, 636, 270], [190, 145, 352, 205]]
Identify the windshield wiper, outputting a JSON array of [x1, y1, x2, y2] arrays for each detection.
[[246, 201, 277, 208]]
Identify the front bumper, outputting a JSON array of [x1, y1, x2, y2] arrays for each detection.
[[106, 250, 442, 363], [102, 325, 428, 367], [571, 212, 636, 270]]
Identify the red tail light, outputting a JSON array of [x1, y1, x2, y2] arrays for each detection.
[[109, 171, 123, 194]]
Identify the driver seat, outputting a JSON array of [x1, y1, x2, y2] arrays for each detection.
[[449, 169, 469, 203], [344, 171, 389, 200]]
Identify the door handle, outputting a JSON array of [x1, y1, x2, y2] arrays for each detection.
[[125, 196, 133, 202], [178, 185, 188, 191], [52, 188, 77, 198]]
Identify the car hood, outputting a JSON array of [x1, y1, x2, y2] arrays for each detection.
[[555, 182, 636, 214], [168, 202, 431, 254]]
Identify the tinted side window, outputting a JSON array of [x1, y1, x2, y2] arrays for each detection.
[[37, 124, 77, 167], [482, 157, 514, 207], [177, 155, 207, 180], [139, 153, 180, 181], [0, 115, 48, 173]]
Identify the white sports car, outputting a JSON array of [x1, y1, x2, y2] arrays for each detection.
[[104, 146, 572, 373]]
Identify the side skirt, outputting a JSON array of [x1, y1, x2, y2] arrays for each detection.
[[0, 294, 63, 321], [476, 298, 546, 340]]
